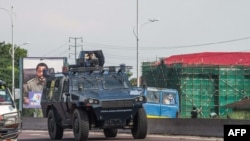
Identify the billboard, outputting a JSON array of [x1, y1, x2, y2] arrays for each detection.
[[21, 57, 66, 109]]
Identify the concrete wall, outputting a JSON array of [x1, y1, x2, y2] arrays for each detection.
[[22, 117, 250, 137], [147, 118, 250, 137]]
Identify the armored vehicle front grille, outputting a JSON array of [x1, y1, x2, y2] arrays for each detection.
[[102, 100, 134, 109]]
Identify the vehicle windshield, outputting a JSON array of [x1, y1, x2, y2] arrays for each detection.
[[0, 85, 12, 104], [103, 75, 129, 89], [146, 90, 160, 104], [72, 77, 98, 90]]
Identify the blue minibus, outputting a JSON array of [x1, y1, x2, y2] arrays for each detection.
[[142, 87, 179, 118]]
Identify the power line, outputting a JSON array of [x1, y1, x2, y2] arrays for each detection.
[[41, 42, 68, 57], [84, 42, 134, 49], [43, 36, 250, 56], [41, 36, 250, 64], [84, 36, 250, 50], [141, 36, 250, 50]]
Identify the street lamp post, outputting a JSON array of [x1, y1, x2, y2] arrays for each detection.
[[9, 42, 30, 100], [136, 0, 139, 87], [135, 0, 159, 87], [11, 6, 15, 100], [1, 7, 30, 99], [1, 6, 15, 97], [133, 18, 159, 87]]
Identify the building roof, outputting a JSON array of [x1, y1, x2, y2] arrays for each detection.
[[164, 52, 250, 66], [224, 98, 250, 109]]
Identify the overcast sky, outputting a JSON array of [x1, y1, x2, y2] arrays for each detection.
[[1, 0, 250, 78]]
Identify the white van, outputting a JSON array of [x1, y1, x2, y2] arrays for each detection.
[[0, 80, 21, 141]]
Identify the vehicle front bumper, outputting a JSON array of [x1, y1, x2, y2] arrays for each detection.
[[0, 112, 21, 140]]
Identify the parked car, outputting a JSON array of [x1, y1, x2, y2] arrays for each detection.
[[0, 79, 21, 141]]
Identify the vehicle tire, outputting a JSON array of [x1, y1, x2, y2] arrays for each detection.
[[103, 128, 118, 138], [72, 109, 89, 141], [131, 108, 148, 139], [47, 109, 64, 140]]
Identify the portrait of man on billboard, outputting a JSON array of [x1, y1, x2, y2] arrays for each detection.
[[22, 58, 65, 109]]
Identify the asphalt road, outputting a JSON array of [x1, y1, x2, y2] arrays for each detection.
[[17, 130, 223, 141]]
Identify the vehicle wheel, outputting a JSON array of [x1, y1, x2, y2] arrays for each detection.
[[131, 108, 148, 139], [72, 109, 89, 141], [47, 109, 64, 140], [103, 128, 118, 138]]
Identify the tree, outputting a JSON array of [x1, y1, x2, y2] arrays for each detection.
[[0, 42, 28, 88], [130, 78, 137, 86], [125, 69, 137, 86]]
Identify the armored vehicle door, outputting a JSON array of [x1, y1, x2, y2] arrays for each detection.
[[50, 77, 70, 123], [59, 78, 71, 121], [45, 77, 71, 123]]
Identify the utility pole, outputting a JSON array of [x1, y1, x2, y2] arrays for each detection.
[[136, 0, 139, 87], [69, 37, 83, 64], [1, 6, 15, 98]]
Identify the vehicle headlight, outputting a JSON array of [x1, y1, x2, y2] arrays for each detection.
[[5, 116, 18, 125], [86, 98, 99, 104], [134, 96, 146, 102], [0, 113, 19, 128]]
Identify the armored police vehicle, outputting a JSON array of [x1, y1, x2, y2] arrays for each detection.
[[40, 50, 148, 141], [0, 79, 21, 141]]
